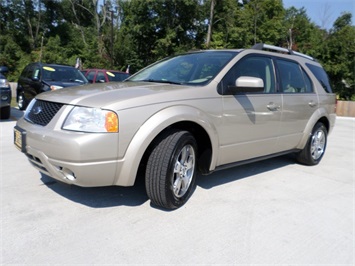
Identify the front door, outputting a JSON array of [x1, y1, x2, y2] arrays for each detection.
[[217, 55, 282, 166]]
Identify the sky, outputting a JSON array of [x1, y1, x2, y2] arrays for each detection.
[[283, 0, 355, 29], [98, 0, 355, 30]]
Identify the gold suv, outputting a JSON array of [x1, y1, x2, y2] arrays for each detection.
[[14, 44, 336, 209]]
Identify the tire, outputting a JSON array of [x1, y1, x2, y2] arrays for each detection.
[[0, 106, 11, 119], [145, 130, 197, 209], [18, 92, 28, 110], [297, 122, 327, 165]]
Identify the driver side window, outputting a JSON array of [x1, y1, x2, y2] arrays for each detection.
[[219, 55, 276, 95]]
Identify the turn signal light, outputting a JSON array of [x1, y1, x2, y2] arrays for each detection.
[[105, 112, 119, 132]]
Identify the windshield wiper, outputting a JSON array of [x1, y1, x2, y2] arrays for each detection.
[[139, 79, 183, 85], [69, 79, 84, 83]]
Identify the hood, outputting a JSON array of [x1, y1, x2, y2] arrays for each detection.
[[36, 81, 200, 110]]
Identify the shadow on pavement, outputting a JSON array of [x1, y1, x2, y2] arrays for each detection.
[[0, 107, 24, 122], [39, 154, 297, 209], [196, 154, 296, 189], [40, 173, 149, 208]]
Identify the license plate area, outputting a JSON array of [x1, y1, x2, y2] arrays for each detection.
[[14, 126, 27, 153]]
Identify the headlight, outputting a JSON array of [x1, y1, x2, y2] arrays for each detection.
[[0, 78, 10, 87], [63, 107, 118, 133]]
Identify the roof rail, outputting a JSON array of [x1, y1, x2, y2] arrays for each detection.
[[251, 43, 315, 61]]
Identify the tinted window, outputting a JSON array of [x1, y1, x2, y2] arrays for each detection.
[[86, 71, 96, 82], [107, 72, 130, 82], [42, 65, 87, 83], [25, 65, 34, 79], [33, 66, 41, 80], [95, 71, 106, 83], [276, 59, 312, 93], [220, 55, 276, 94], [301, 68, 313, 93], [306, 63, 333, 93]]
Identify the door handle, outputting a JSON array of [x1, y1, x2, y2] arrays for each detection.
[[309, 101, 317, 107], [267, 102, 280, 111]]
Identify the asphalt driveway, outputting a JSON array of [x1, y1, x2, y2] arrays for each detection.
[[1, 108, 354, 264]]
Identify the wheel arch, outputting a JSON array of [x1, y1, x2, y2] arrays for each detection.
[[113, 106, 218, 186], [297, 108, 331, 150]]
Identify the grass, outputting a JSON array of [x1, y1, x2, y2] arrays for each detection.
[[11, 97, 17, 108]]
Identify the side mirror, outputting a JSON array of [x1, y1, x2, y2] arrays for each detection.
[[0, 66, 9, 75], [230, 76, 264, 94]]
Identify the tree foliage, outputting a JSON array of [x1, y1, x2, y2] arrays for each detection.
[[0, 0, 354, 99]]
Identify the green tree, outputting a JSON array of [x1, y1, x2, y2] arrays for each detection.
[[118, 0, 205, 71], [321, 13, 355, 100]]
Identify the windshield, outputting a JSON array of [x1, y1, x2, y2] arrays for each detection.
[[41, 66, 88, 83], [127, 51, 237, 85], [107, 71, 130, 82]]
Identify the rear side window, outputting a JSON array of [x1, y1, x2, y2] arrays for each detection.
[[95, 71, 106, 82], [306, 63, 333, 93], [24, 65, 34, 79], [276, 59, 313, 93]]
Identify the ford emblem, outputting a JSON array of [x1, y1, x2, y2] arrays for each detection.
[[32, 106, 42, 115]]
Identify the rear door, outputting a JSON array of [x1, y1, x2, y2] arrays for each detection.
[[218, 55, 283, 165], [275, 59, 318, 151]]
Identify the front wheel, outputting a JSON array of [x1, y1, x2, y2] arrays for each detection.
[[297, 122, 328, 165], [145, 130, 197, 210]]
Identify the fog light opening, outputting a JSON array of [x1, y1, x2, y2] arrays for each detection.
[[62, 168, 76, 181]]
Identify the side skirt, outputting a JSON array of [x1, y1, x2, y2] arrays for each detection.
[[211, 149, 300, 173]]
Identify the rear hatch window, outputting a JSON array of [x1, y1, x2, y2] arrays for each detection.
[[306, 63, 333, 93]]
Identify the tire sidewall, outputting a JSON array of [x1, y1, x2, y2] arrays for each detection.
[[308, 123, 327, 165], [165, 132, 197, 208]]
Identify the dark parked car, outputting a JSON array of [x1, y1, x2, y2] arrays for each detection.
[[82, 69, 130, 83], [16, 63, 88, 110], [0, 66, 11, 120]]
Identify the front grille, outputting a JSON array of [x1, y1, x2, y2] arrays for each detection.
[[26, 100, 64, 126]]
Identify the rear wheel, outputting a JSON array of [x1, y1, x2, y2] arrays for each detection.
[[297, 122, 327, 165], [145, 130, 197, 209]]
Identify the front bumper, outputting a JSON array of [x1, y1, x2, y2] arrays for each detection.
[[25, 145, 121, 187], [15, 118, 123, 187]]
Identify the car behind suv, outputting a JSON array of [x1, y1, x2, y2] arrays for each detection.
[[0, 66, 11, 120], [82, 69, 130, 83], [14, 44, 336, 209], [16, 63, 88, 110]]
